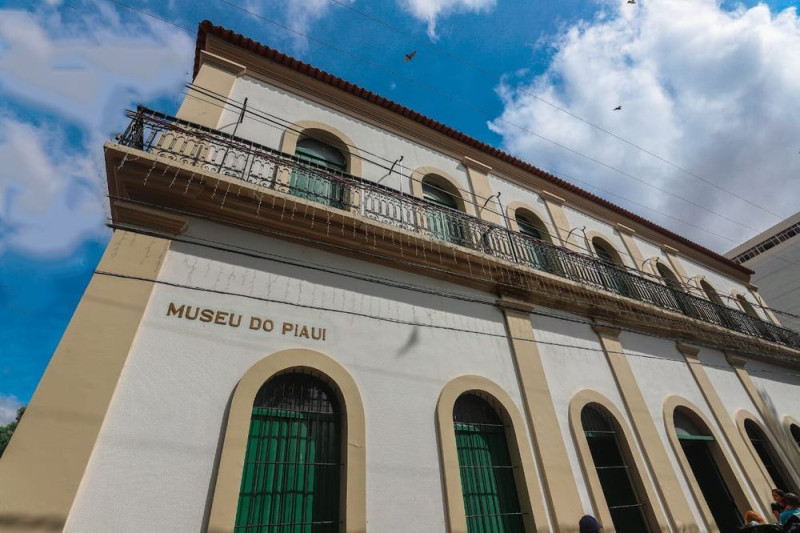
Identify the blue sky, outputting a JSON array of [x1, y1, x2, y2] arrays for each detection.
[[1, 0, 799, 422]]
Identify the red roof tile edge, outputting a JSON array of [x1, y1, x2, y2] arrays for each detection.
[[193, 20, 752, 276]]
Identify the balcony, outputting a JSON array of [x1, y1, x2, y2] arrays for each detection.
[[109, 107, 800, 353]]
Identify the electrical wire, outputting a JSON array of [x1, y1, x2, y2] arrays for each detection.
[[101, 164, 800, 361], [95, 226, 800, 379], [323, 0, 784, 221]]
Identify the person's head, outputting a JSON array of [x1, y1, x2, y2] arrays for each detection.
[[784, 493, 800, 509], [773, 489, 786, 503], [579, 514, 602, 533]]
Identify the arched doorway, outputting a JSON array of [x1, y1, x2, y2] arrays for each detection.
[[656, 262, 698, 318], [292, 136, 348, 208], [235, 372, 342, 532], [673, 408, 742, 532], [744, 419, 793, 492], [581, 405, 652, 532], [421, 175, 467, 246], [515, 210, 558, 274], [453, 393, 525, 532], [592, 237, 635, 298]]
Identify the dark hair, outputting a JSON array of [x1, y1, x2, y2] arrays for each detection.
[[773, 489, 786, 497], [784, 493, 800, 507]]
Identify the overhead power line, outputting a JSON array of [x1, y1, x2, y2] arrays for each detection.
[[324, 0, 785, 222]]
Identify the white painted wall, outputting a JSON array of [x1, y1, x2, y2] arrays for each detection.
[[533, 313, 667, 519], [222, 76, 475, 204], [66, 219, 541, 533], [622, 332, 742, 527]]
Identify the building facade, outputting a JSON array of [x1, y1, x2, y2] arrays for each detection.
[[2, 20, 800, 533], [727, 211, 800, 333]]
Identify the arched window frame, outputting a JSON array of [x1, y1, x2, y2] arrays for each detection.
[[569, 390, 668, 532], [505, 203, 553, 244], [736, 411, 797, 492], [783, 416, 800, 455], [410, 167, 476, 217], [663, 396, 753, 531], [699, 279, 725, 307], [436, 376, 547, 533], [585, 233, 625, 266], [279, 120, 361, 177], [207, 349, 366, 533]]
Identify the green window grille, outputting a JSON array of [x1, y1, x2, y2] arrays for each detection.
[[674, 409, 742, 532], [422, 181, 468, 245], [516, 214, 559, 275], [235, 373, 341, 533], [581, 405, 651, 532], [592, 239, 636, 299], [291, 138, 348, 209], [453, 394, 525, 533], [744, 420, 792, 491]]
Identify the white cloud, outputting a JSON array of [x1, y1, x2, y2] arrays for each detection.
[[243, 0, 355, 51], [0, 4, 193, 256], [489, 0, 800, 252], [400, 0, 496, 40], [0, 393, 22, 425]]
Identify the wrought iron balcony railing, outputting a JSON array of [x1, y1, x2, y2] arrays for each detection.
[[115, 107, 800, 351]]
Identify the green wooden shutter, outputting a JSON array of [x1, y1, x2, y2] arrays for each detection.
[[235, 375, 341, 532], [454, 395, 525, 533]]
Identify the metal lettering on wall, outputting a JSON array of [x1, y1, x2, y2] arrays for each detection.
[[165, 302, 327, 341]]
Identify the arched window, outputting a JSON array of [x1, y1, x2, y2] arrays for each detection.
[[700, 280, 724, 306], [656, 263, 697, 317], [791, 424, 800, 450], [591, 237, 635, 298], [235, 372, 342, 532], [453, 394, 525, 532], [291, 136, 348, 208], [673, 409, 742, 531], [421, 175, 467, 245], [581, 405, 652, 532], [515, 211, 558, 274], [736, 294, 760, 319], [744, 419, 792, 492]]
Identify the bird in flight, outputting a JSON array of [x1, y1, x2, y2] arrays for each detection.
[[404, 51, 417, 62], [613, 106, 622, 111], [627, 0, 636, 4]]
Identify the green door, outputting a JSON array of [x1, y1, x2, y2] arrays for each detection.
[[291, 138, 348, 209], [235, 374, 341, 533], [454, 394, 525, 533]]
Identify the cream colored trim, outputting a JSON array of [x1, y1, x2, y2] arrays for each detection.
[[663, 396, 752, 532], [660, 245, 690, 284], [586, 230, 624, 265], [437, 375, 548, 533], [505, 201, 554, 244], [499, 305, 582, 532], [0, 230, 170, 533], [783, 416, 800, 457], [410, 166, 477, 217], [460, 157, 501, 224], [278, 120, 363, 179], [540, 190, 574, 250], [726, 355, 800, 478], [748, 287, 781, 326], [199, 50, 247, 76], [734, 411, 792, 490], [568, 390, 669, 532], [677, 344, 773, 518], [592, 326, 697, 531], [615, 224, 651, 274], [206, 349, 366, 533], [178, 59, 241, 129]]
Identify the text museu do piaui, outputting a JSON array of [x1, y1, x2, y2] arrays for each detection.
[[165, 302, 327, 341]]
